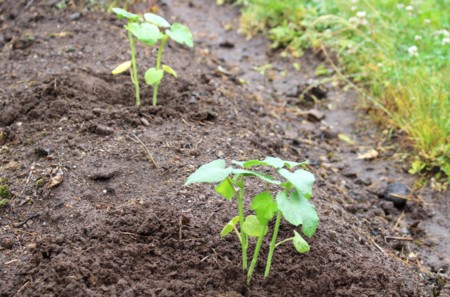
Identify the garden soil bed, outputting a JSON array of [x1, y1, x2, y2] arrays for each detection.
[[0, 0, 448, 296]]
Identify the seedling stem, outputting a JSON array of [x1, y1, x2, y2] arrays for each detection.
[[247, 224, 267, 284], [153, 35, 169, 106], [264, 211, 282, 278], [235, 177, 248, 271], [128, 30, 141, 106]]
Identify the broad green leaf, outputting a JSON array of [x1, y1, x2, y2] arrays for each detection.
[[251, 192, 277, 223], [112, 8, 139, 21], [166, 23, 194, 48], [111, 60, 131, 75], [232, 157, 307, 169], [215, 178, 235, 200], [276, 191, 319, 237], [263, 157, 307, 169], [242, 215, 268, 237], [220, 216, 239, 237], [278, 168, 314, 199], [162, 64, 177, 78], [185, 159, 232, 185], [293, 230, 310, 253], [231, 169, 281, 185], [144, 13, 170, 28], [130, 23, 160, 46], [144, 68, 164, 85]]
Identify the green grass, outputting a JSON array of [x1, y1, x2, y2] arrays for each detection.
[[234, 0, 450, 182]]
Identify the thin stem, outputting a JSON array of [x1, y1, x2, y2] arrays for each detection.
[[128, 28, 140, 106], [275, 237, 293, 248], [247, 225, 267, 284], [236, 177, 248, 271], [152, 35, 169, 106], [264, 212, 282, 278]]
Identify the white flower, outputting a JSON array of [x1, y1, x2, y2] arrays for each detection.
[[349, 17, 357, 24], [408, 45, 418, 57], [351, 6, 357, 11], [434, 29, 450, 37], [414, 35, 422, 41], [397, 3, 404, 9], [356, 11, 367, 18], [443, 37, 450, 45], [351, 0, 359, 3], [405, 5, 414, 11], [424, 19, 431, 24]]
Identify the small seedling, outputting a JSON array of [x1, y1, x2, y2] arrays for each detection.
[[111, 9, 193, 106], [185, 157, 319, 283], [111, 8, 142, 106], [141, 13, 193, 106]]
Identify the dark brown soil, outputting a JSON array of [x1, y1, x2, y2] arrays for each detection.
[[0, 0, 448, 296]]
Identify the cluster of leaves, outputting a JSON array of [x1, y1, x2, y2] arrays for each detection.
[[111, 8, 193, 106], [233, 0, 449, 183], [185, 157, 319, 283]]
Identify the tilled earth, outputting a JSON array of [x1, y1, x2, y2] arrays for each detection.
[[0, 0, 448, 296]]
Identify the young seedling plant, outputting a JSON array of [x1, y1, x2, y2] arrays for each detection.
[[111, 8, 142, 106], [185, 157, 319, 284], [141, 13, 193, 106], [111, 8, 193, 107]]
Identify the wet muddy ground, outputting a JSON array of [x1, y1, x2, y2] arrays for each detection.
[[0, 0, 449, 296]]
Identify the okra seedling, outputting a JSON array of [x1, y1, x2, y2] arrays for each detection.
[[185, 157, 319, 284], [111, 8, 142, 106], [141, 13, 193, 106]]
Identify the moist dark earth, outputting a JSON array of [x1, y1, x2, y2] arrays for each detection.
[[0, 0, 449, 296]]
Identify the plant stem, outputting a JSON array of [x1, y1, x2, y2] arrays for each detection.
[[236, 177, 248, 271], [275, 237, 293, 248], [264, 211, 282, 278], [247, 225, 267, 284], [128, 28, 140, 106], [152, 35, 169, 106]]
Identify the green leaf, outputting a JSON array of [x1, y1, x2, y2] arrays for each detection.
[[166, 23, 194, 48], [215, 178, 235, 200], [144, 68, 164, 85], [278, 168, 314, 199], [242, 215, 268, 237], [220, 216, 240, 237], [112, 8, 139, 21], [130, 23, 160, 46], [231, 169, 281, 185], [185, 159, 232, 185], [144, 13, 170, 28], [293, 230, 310, 253], [232, 157, 307, 169], [0, 199, 9, 208], [251, 192, 277, 223], [111, 60, 131, 75], [276, 191, 319, 237], [162, 64, 177, 78]]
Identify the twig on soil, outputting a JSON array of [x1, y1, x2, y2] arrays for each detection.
[[200, 255, 211, 262], [14, 281, 29, 296], [394, 211, 405, 229], [384, 236, 414, 241], [128, 133, 158, 168], [14, 214, 40, 228], [368, 237, 388, 256], [20, 163, 35, 196]]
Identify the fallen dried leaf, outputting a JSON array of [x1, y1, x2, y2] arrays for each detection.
[[47, 175, 64, 188], [357, 149, 379, 160]]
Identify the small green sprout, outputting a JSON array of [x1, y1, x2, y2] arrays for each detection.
[[141, 13, 193, 106], [111, 8, 193, 106], [185, 157, 319, 284], [111, 8, 142, 106]]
